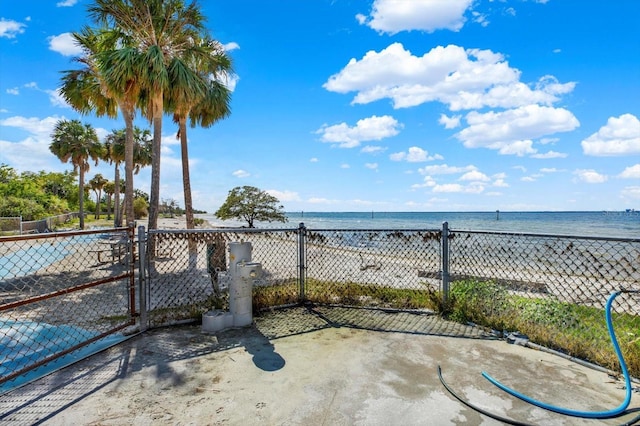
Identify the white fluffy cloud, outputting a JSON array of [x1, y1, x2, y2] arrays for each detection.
[[0, 18, 26, 38], [455, 104, 579, 154], [530, 150, 568, 159], [358, 0, 474, 34], [573, 169, 608, 184], [266, 190, 301, 202], [361, 145, 386, 154], [418, 164, 476, 175], [389, 146, 442, 162], [411, 175, 437, 189], [324, 42, 578, 155], [619, 164, 640, 179], [0, 115, 70, 172], [433, 183, 484, 193], [232, 169, 250, 178], [324, 43, 574, 112], [621, 186, 640, 200], [48, 32, 82, 56], [459, 170, 490, 181], [316, 115, 402, 148], [0, 115, 61, 137], [581, 114, 640, 156], [439, 114, 461, 129]]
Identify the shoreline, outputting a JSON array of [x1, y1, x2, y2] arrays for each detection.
[[136, 216, 214, 230]]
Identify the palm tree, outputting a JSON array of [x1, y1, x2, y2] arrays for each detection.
[[104, 180, 115, 220], [103, 127, 152, 226], [88, 0, 209, 239], [50, 119, 104, 230], [89, 173, 108, 219], [167, 38, 233, 232], [102, 129, 125, 226], [60, 25, 142, 227]]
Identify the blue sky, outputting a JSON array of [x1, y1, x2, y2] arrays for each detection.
[[1, 0, 639, 213]]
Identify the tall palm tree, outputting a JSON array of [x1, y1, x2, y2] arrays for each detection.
[[89, 173, 108, 219], [167, 38, 233, 232], [88, 0, 209, 238], [50, 119, 104, 230], [104, 180, 115, 220], [103, 127, 152, 226], [102, 129, 125, 226], [163, 41, 231, 268], [60, 25, 142, 227]]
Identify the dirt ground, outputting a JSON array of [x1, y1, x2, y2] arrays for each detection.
[[1, 306, 639, 425]]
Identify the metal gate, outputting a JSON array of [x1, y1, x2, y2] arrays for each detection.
[[0, 227, 136, 391]]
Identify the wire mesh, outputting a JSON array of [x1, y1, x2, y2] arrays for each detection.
[[0, 228, 136, 388], [448, 230, 640, 311], [303, 229, 442, 308], [447, 229, 640, 375], [146, 228, 300, 328], [5, 224, 638, 385], [0, 217, 21, 236]]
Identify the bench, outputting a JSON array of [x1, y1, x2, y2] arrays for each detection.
[[88, 249, 117, 263], [90, 242, 131, 264]]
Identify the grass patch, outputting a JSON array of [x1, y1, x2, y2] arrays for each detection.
[[446, 279, 640, 377], [253, 278, 437, 312], [148, 294, 224, 325], [52, 215, 115, 230]]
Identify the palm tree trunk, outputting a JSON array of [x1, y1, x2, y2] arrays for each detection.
[[97, 189, 102, 219], [179, 116, 197, 269], [114, 164, 121, 226], [147, 95, 164, 266], [148, 96, 163, 234], [179, 118, 195, 231], [123, 108, 135, 227], [79, 169, 85, 230]]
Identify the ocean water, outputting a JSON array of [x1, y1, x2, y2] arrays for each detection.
[[198, 211, 640, 239]]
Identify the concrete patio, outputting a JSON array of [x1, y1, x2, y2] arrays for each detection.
[[1, 306, 638, 425]]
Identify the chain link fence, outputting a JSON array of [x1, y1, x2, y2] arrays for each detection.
[[145, 224, 640, 376], [2, 222, 639, 387], [21, 213, 81, 234], [0, 227, 136, 390], [144, 226, 443, 328], [303, 228, 442, 308], [0, 213, 81, 236], [0, 218, 21, 236], [446, 228, 640, 375], [448, 230, 640, 310], [145, 228, 300, 328]]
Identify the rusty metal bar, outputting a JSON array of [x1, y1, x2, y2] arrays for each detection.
[[0, 274, 132, 311], [0, 227, 130, 243], [0, 320, 134, 386]]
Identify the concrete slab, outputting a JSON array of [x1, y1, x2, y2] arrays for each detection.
[[1, 306, 638, 425]]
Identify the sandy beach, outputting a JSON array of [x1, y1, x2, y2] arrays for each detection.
[[136, 215, 212, 231]]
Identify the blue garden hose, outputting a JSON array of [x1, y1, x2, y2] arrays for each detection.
[[482, 290, 633, 419]]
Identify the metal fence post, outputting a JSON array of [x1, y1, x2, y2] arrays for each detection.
[[441, 221, 450, 304], [298, 222, 306, 302], [138, 225, 147, 332]]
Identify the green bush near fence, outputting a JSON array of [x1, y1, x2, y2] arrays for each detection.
[[446, 279, 640, 378]]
